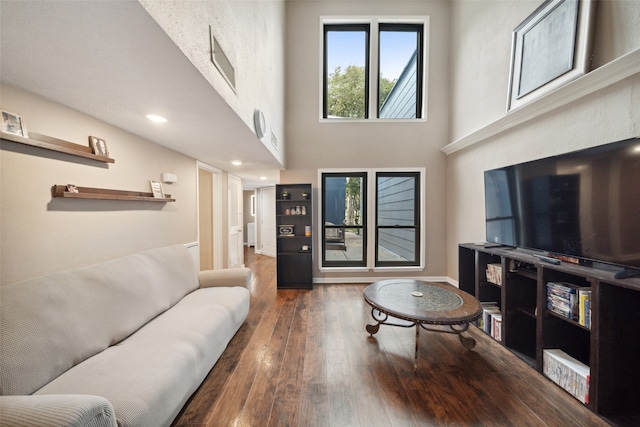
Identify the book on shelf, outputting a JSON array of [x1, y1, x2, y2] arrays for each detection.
[[578, 288, 591, 328], [483, 309, 501, 334], [481, 301, 499, 306], [547, 296, 572, 307], [491, 313, 502, 342], [486, 263, 503, 286], [543, 349, 590, 404], [546, 281, 578, 293], [547, 304, 571, 318], [481, 303, 500, 334], [547, 294, 572, 314]]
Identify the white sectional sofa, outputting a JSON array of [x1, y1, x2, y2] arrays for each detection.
[[0, 244, 251, 427]]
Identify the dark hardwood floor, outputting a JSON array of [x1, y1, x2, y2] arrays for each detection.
[[173, 248, 609, 427]]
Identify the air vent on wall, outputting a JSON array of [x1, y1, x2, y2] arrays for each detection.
[[209, 26, 236, 91]]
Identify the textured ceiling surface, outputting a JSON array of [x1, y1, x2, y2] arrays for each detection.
[[1, 1, 281, 189]]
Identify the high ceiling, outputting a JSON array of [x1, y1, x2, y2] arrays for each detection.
[[0, 1, 282, 189]]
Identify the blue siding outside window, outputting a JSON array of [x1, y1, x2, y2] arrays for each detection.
[[379, 53, 418, 119]]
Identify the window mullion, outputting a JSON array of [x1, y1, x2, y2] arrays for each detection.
[[369, 20, 379, 120]]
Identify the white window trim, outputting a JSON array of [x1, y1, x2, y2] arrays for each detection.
[[319, 16, 430, 122], [318, 167, 426, 273]]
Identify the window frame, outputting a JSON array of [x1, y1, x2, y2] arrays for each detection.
[[321, 171, 368, 268], [320, 17, 429, 122], [319, 168, 425, 272], [377, 23, 424, 119], [375, 171, 421, 267], [323, 23, 371, 120]]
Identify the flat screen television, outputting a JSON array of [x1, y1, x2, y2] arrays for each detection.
[[484, 137, 640, 278]]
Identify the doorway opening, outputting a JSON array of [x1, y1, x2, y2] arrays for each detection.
[[197, 162, 223, 271]]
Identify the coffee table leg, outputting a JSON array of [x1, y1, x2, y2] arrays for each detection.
[[451, 323, 477, 349], [414, 325, 419, 372], [366, 322, 380, 335], [458, 332, 477, 349], [366, 308, 388, 335]]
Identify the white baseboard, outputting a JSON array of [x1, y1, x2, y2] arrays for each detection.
[[313, 276, 458, 288]]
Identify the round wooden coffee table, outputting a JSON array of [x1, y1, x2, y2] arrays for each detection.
[[364, 279, 482, 371]]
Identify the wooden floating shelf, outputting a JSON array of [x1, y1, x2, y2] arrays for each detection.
[[52, 185, 175, 202], [1, 131, 115, 163]]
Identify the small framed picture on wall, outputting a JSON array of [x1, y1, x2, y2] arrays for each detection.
[[1, 110, 28, 137], [89, 135, 109, 157]]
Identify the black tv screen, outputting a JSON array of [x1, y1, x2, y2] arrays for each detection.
[[484, 137, 640, 271]]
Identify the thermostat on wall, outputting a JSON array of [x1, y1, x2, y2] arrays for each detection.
[[162, 172, 177, 184]]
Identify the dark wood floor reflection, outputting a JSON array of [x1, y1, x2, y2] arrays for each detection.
[[173, 248, 608, 426]]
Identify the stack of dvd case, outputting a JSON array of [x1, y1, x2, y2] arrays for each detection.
[[546, 282, 580, 320]]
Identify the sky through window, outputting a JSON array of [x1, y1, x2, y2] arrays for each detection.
[[326, 31, 417, 80]]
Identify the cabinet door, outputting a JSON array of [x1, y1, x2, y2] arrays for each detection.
[[277, 253, 312, 289]]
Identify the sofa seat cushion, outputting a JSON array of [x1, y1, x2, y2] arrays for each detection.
[[34, 286, 250, 427]]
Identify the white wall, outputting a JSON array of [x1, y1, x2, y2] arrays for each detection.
[[445, 0, 640, 280], [284, 0, 451, 281], [0, 85, 198, 285], [139, 0, 287, 166]]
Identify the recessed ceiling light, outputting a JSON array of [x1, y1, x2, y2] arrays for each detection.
[[260, 176, 267, 180], [231, 160, 242, 166], [146, 114, 167, 123]]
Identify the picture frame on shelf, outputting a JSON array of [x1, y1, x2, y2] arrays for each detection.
[[1, 110, 28, 137], [278, 225, 295, 236], [150, 180, 165, 198], [506, 0, 595, 112], [66, 184, 79, 193], [89, 135, 109, 157]]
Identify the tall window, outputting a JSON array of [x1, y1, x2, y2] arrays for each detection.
[[375, 172, 420, 266], [323, 24, 369, 119], [378, 24, 423, 119], [322, 173, 367, 267], [323, 20, 425, 120], [321, 170, 423, 269]]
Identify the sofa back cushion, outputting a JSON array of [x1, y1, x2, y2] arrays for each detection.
[[0, 244, 199, 396]]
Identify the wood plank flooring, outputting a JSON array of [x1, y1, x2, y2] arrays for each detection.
[[173, 249, 610, 426]]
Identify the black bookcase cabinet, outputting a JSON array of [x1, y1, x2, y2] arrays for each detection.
[[276, 184, 313, 289], [459, 243, 640, 426]]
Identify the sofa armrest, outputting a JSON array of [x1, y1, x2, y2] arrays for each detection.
[[198, 268, 252, 289], [0, 394, 117, 427]]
